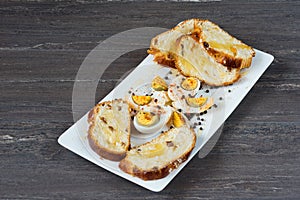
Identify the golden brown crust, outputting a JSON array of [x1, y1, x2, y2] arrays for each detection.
[[148, 18, 255, 84], [119, 150, 192, 180], [198, 19, 255, 69], [87, 99, 130, 162], [148, 49, 176, 68], [88, 129, 126, 161], [119, 127, 196, 180], [206, 47, 243, 70]]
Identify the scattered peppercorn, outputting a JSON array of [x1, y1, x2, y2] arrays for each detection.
[[205, 89, 209, 93]]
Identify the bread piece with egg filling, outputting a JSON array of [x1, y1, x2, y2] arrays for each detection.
[[198, 20, 255, 69], [119, 114, 196, 180], [88, 99, 130, 161], [148, 18, 254, 71], [176, 35, 241, 86]]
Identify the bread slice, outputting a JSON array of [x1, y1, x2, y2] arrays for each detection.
[[176, 35, 241, 86], [88, 99, 130, 161], [119, 118, 196, 180], [197, 20, 255, 69], [148, 19, 198, 68], [148, 19, 255, 83]]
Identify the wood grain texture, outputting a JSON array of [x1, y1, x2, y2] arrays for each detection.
[[0, 0, 299, 199]]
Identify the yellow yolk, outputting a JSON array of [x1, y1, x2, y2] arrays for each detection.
[[132, 95, 152, 106], [186, 97, 207, 107], [140, 143, 165, 157], [181, 77, 198, 91], [173, 111, 185, 128], [152, 76, 168, 91], [136, 111, 159, 126], [207, 41, 248, 56]]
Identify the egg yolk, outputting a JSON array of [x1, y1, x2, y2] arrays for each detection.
[[140, 143, 165, 157], [132, 95, 152, 106], [173, 111, 185, 128], [136, 111, 159, 126], [181, 77, 198, 91], [186, 97, 207, 107], [152, 76, 168, 91]]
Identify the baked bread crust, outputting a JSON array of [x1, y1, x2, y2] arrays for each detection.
[[119, 121, 196, 180], [176, 35, 241, 86], [197, 19, 255, 69], [148, 18, 198, 68], [148, 18, 255, 86], [88, 99, 131, 161]]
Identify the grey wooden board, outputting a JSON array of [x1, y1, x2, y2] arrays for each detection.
[[0, 0, 299, 199]]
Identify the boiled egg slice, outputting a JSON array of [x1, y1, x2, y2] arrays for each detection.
[[129, 83, 170, 110], [133, 106, 172, 134], [168, 75, 214, 113]]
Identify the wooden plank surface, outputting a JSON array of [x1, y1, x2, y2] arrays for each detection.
[[0, 0, 299, 199]]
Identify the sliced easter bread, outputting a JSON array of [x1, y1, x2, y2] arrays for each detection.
[[88, 99, 131, 161], [119, 113, 196, 180]]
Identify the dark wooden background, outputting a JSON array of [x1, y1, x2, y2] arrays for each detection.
[[1, 0, 299, 199]]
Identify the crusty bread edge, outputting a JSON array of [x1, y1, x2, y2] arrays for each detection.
[[147, 18, 200, 68], [87, 99, 130, 162], [148, 18, 255, 72], [147, 48, 176, 68], [198, 19, 255, 69], [119, 127, 196, 180], [174, 35, 242, 86]]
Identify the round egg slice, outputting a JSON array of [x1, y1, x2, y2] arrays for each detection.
[[129, 83, 170, 110], [168, 76, 200, 111], [168, 76, 201, 101], [133, 106, 173, 134], [168, 75, 213, 113]]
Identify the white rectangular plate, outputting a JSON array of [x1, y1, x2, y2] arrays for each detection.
[[58, 49, 273, 192]]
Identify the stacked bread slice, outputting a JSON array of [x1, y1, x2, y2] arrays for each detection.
[[148, 19, 255, 86], [88, 99, 131, 161], [119, 118, 196, 180]]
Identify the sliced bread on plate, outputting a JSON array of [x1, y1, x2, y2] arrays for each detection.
[[176, 35, 241, 86], [198, 20, 255, 69], [88, 99, 131, 161], [119, 113, 196, 180]]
